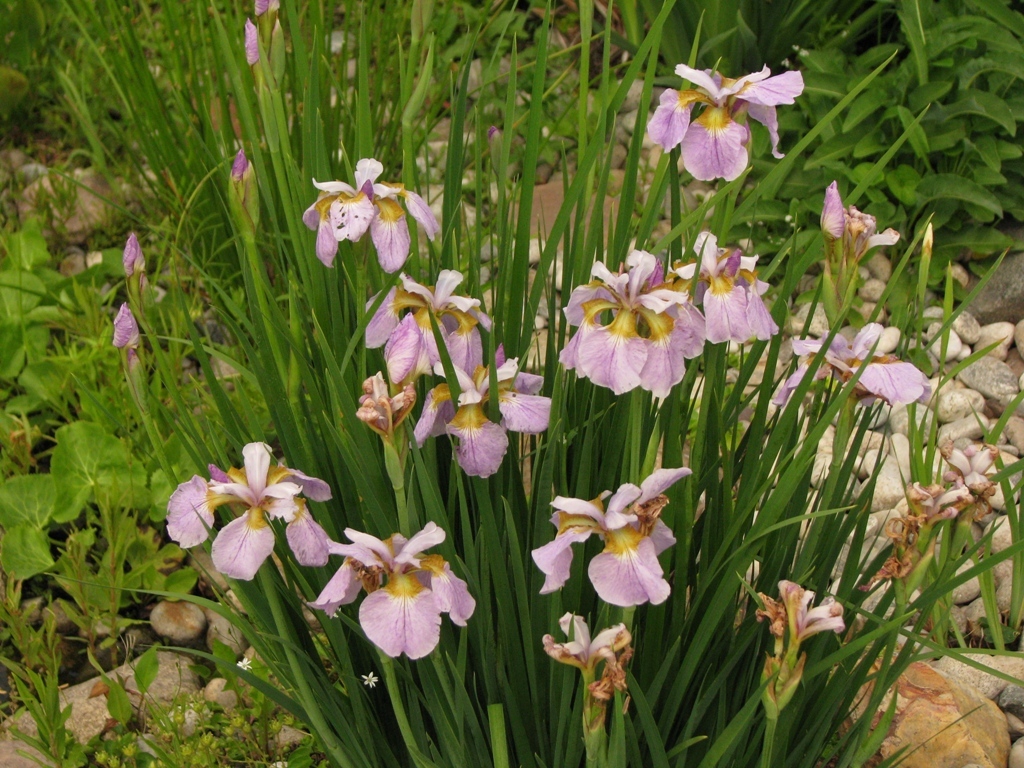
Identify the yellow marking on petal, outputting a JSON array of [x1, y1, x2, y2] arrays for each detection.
[[739, 269, 758, 284], [205, 492, 238, 510], [246, 508, 270, 530], [603, 525, 644, 556], [429, 384, 452, 405], [556, 512, 605, 536], [581, 298, 618, 324], [385, 570, 426, 598], [380, 181, 405, 194], [696, 106, 732, 133], [314, 194, 339, 218], [227, 468, 247, 484], [638, 308, 674, 341], [676, 89, 713, 109], [266, 466, 291, 485], [449, 403, 487, 431], [708, 274, 735, 296], [376, 196, 405, 223], [418, 554, 447, 576], [440, 308, 480, 334], [392, 290, 430, 313], [607, 309, 638, 339]]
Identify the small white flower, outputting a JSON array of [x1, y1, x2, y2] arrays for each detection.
[[237, 657, 253, 671], [361, 671, 379, 688]]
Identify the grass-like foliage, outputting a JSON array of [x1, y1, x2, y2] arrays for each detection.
[[59, 1, 1024, 766]]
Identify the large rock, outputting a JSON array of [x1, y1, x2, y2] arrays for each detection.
[[861, 661, 1010, 768], [970, 251, 1024, 324], [15, 168, 114, 245], [150, 600, 207, 646], [957, 357, 1019, 402], [6, 651, 198, 744], [0, 741, 53, 767], [933, 652, 1024, 700]]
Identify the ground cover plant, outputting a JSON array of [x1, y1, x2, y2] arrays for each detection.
[[3, 1, 1024, 767]]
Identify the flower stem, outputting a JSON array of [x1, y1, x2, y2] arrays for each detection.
[[380, 654, 434, 768], [760, 716, 777, 768]]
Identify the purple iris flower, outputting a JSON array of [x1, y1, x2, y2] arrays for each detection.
[[648, 64, 804, 181], [777, 581, 845, 642], [309, 522, 475, 659], [302, 158, 440, 272], [674, 232, 777, 345], [123, 233, 145, 277], [774, 323, 930, 407], [414, 353, 550, 478], [531, 468, 689, 607], [543, 613, 631, 672], [365, 270, 492, 385], [244, 19, 259, 65], [166, 442, 333, 580], [560, 250, 705, 396]]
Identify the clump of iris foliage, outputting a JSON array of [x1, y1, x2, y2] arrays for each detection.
[[53, 0, 1024, 766]]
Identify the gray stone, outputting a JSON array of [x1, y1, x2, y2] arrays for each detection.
[[954, 312, 983, 345], [0, 742, 53, 768], [1012, 737, 1024, 768], [933, 653, 1024, 700], [1014, 319, 1024, 358], [866, 252, 892, 281], [17, 168, 114, 244], [150, 600, 207, 646], [937, 414, 990, 444], [999, 685, 1024, 721], [936, 389, 986, 424], [889, 403, 935, 437], [952, 559, 982, 605], [787, 303, 829, 337], [1004, 416, 1024, 454], [927, 324, 963, 362], [958, 357, 1020, 401], [276, 725, 307, 749], [17, 162, 47, 184], [872, 459, 907, 512], [977, 322, 1016, 361], [202, 678, 238, 711], [969, 251, 1024, 324], [1009, 711, 1024, 740], [204, 608, 247, 657], [859, 278, 886, 302], [877, 326, 901, 354]]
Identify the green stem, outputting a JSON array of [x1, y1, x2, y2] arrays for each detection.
[[760, 717, 777, 768], [257, 568, 354, 768], [380, 654, 434, 768]]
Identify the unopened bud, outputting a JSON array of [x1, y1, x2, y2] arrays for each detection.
[[123, 233, 145, 277], [228, 149, 260, 235], [244, 19, 259, 65], [112, 303, 140, 349]]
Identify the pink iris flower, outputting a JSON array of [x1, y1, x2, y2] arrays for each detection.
[[414, 353, 551, 478], [773, 323, 930, 407], [302, 158, 440, 272], [309, 522, 475, 659], [675, 232, 778, 345], [365, 270, 492, 385], [531, 468, 689, 607], [166, 442, 333, 580], [777, 581, 845, 642], [560, 250, 705, 396], [648, 64, 804, 181], [543, 613, 630, 672]]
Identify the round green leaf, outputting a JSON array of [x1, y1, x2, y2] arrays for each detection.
[[0, 473, 56, 529], [0, 524, 54, 579], [50, 422, 145, 520]]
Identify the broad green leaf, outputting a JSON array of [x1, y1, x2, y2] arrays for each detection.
[[0, 474, 56, 528], [18, 361, 69, 406], [886, 165, 921, 206], [6, 219, 50, 270], [916, 173, 1003, 217], [0, 271, 45, 318], [134, 647, 159, 694], [104, 677, 133, 725], [974, 135, 1002, 171], [50, 421, 146, 520], [938, 90, 1016, 135], [896, 105, 930, 160], [0, 320, 48, 381], [0, 523, 54, 579], [937, 226, 1014, 257], [163, 567, 199, 595], [842, 90, 889, 133]]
